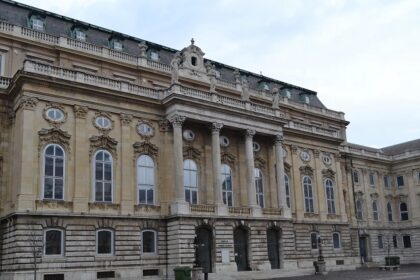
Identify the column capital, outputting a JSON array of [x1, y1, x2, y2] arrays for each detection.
[[244, 129, 256, 138], [211, 122, 223, 133], [169, 114, 186, 128], [274, 134, 284, 145]]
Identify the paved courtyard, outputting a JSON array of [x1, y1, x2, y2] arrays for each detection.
[[273, 265, 420, 280]]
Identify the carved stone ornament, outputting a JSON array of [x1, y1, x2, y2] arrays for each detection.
[[299, 165, 314, 176], [43, 103, 67, 128], [36, 200, 73, 210], [291, 145, 298, 154], [300, 150, 311, 162], [170, 52, 182, 84], [138, 41, 148, 58], [89, 134, 118, 158], [133, 141, 158, 159], [221, 151, 236, 164], [73, 105, 88, 119], [284, 162, 291, 173], [183, 146, 201, 162], [92, 111, 114, 134], [370, 192, 379, 199], [322, 153, 333, 166], [254, 156, 266, 169], [322, 168, 336, 179], [180, 38, 206, 73], [120, 113, 133, 126], [158, 119, 172, 132], [313, 149, 320, 158], [211, 122, 223, 133], [274, 134, 284, 145], [245, 129, 256, 138], [136, 119, 155, 138], [38, 128, 71, 154], [169, 114, 186, 128], [18, 96, 38, 111]]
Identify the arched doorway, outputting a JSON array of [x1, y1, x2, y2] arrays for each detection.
[[267, 228, 281, 269], [359, 235, 371, 263], [233, 227, 250, 271], [196, 227, 213, 273]]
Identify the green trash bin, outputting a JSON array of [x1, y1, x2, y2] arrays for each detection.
[[174, 266, 192, 280]]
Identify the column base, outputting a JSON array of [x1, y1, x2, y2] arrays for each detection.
[[170, 200, 190, 215], [216, 203, 228, 215]]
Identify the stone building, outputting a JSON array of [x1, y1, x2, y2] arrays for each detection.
[[0, 1, 418, 279]]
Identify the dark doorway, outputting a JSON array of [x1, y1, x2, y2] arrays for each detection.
[[234, 227, 250, 271], [359, 236, 368, 263], [267, 228, 281, 269], [196, 227, 213, 273]]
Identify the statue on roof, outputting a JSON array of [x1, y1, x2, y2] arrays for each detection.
[[207, 63, 218, 93], [272, 87, 280, 108], [241, 76, 250, 101], [170, 52, 182, 84]]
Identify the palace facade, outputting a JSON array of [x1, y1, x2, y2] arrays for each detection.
[[0, 1, 418, 279]]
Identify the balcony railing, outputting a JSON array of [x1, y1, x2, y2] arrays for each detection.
[[190, 204, 216, 214], [262, 208, 282, 216], [228, 206, 252, 215], [0, 77, 12, 89]]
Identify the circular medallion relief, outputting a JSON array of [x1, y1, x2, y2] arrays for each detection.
[[138, 122, 154, 137], [300, 150, 311, 162], [183, 129, 195, 141], [45, 108, 64, 122], [253, 142, 261, 152], [322, 154, 332, 166], [220, 135, 230, 147], [95, 116, 112, 129]]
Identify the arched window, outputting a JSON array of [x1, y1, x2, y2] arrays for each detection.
[[94, 150, 113, 202], [372, 200, 379, 221], [332, 232, 341, 249], [400, 202, 408, 221], [285, 174, 291, 208], [325, 179, 336, 214], [96, 229, 114, 255], [303, 176, 314, 213], [255, 168, 264, 208], [387, 202, 393, 222], [44, 229, 64, 256], [142, 230, 157, 254], [356, 199, 363, 220], [184, 159, 198, 204], [43, 144, 65, 200], [221, 164, 233, 206], [137, 155, 155, 205]]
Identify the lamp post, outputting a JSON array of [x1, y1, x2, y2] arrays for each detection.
[[317, 236, 324, 262], [314, 234, 327, 275]]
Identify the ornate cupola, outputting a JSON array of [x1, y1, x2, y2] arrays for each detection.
[[180, 38, 206, 73]]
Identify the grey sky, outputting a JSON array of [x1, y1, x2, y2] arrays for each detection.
[[16, 0, 420, 148]]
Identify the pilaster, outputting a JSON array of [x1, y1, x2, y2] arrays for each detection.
[[120, 113, 134, 214]]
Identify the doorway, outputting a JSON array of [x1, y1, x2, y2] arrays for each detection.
[[196, 227, 213, 273], [233, 227, 250, 271], [267, 228, 281, 269], [359, 236, 369, 263]]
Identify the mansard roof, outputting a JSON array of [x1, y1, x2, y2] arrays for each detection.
[[0, 0, 326, 108], [381, 139, 420, 156]]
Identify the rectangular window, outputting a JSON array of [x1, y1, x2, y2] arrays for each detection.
[[44, 229, 63, 256], [142, 230, 157, 254], [150, 51, 159, 61], [97, 271, 115, 279], [378, 235, 384, 249], [311, 232, 318, 249], [31, 18, 44, 31], [369, 172, 375, 186], [97, 230, 113, 255], [333, 232, 341, 249], [392, 235, 398, 248], [403, 235, 411, 248], [44, 274, 64, 280], [383, 175, 390, 188], [352, 170, 359, 184], [397, 175, 404, 187]]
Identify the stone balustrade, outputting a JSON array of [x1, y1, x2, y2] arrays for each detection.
[[342, 145, 420, 161], [262, 208, 283, 216], [228, 206, 252, 215], [0, 20, 345, 121], [190, 204, 216, 214], [0, 77, 11, 89]]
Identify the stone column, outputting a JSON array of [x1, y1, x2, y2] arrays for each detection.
[[244, 129, 259, 215], [274, 134, 292, 218], [211, 122, 227, 215], [169, 114, 189, 214]]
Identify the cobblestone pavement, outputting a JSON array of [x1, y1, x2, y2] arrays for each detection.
[[272, 265, 420, 280]]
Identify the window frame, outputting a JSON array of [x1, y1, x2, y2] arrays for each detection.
[[310, 232, 319, 250], [137, 155, 155, 205], [303, 176, 314, 213], [400, 202, 409, 221], [387, 202, 393, 222], [96, 229, 114, 256], [369, 172, 375, 186], [141, 230, 157, 255], [352, 170, 360, 184], [44, 228, 64, 257], [92, 150, 113, 203], [377, 235, 384, 249], [402, 235, 412, 249], [372, 200, 379, 221], [356, 199, 363, 220], [221, 164, 233, 207], [73, 28, 87, 42], [30, 16, 45, 31], [42, 144, 65, 200], [332, 232, 341, 250], [383, 175, 390, 188], [183, 159, 198, 204], [254, 168, 264, 208], [285, 174, 291, 208], [396, 175, 404, 188], [324, 178, 336, 214]]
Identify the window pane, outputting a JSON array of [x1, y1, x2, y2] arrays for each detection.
[[104, 183, 112, 202], [378, 235, 384, 249], [333, 234, 340, 248], [55, 146, 63, 157], [45, 230, 62, 255], [44, 178, 53, 199], [185, 190, 190, 203], [192, 191, 198, 204], [54, 179, 63, 199], [104, 163, 112, 181], [98, 231, 112, 254], [45, 157, 54, 176], [95, 182, 103, 201], [46, 146, 54, 155], [55, 158, 64, 177], [96, 151, 104, 161], [147, 189, 154, 204], [311, 233, 318, 249], [95, 163, 103, 180], [143, 231, 155, 253], [139, 189, 146, 204]]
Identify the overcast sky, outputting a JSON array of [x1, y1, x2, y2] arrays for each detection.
[[17, 0, 420, 148]]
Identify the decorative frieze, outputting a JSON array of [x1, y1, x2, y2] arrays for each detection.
[[120, 113, 133, 126], [89, 134, 118, 158], [89, 202, 120, 211], [38, 128, 71, 154], [133, 141, 158, 159], [18, 96, 38, 111], [169, 114, 186, 128], [73, 105, 89, 119], [183, 146, 201, 162], [322, 168, 336, 179], [221, 151, 236, 164]]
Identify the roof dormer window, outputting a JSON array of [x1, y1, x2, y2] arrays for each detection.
[[258, 81, 270, 91], [75, 29, 86, 41], [29, 15, 45, 31], [300, 93, 310, 104], [281, 89, 291, 99], [150, 51, 159, 61]]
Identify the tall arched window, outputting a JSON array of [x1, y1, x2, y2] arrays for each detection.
[[400, 202, 408, 221], [356, 199, 363, 220], [325, 179, 336, 214], [137, 155, 155, 205], [285, 174, 291, 208], [221, 164, 233, 206], [255, 168, 264, 208], [372, 200, 379, 221], [184, 159, 198, 204], [303, 176, 314, 213], [387, 202, 393, 222], [43, 144, 65, 200], [94, 150, 113, 202]]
